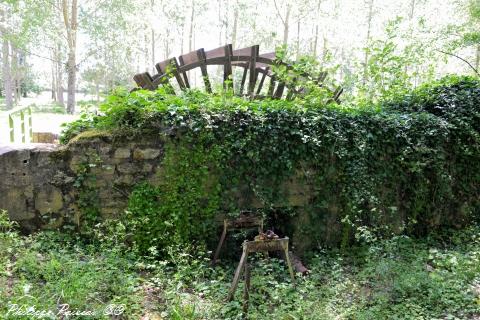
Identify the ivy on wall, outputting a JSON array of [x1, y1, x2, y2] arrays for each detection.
[[125, 141, 222, 255], [62, 75, 480, 254]]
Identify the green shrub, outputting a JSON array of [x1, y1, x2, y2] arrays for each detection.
[[2, 210, 480, 318], [145, 226, 480, 319], [60, 111, 98, 144], [61, 76, 480, 249], [125, 141, 221, 257]]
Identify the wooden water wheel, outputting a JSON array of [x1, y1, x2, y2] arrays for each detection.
[[133, 44, 343, 103]]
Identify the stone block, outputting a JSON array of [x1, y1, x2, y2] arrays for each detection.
[[34, 186, 64, 215], [116, 162, 139, 174], [114, 174, 134, 185], [50, 171, 76, 186], [91, 164, 115, 179], [142, 163, 153, 172], [147, 171, 162, 186], [41, 216, 64, 230], [69, 155, 87, 172], [99, 146, 111, 155], [100, 207, 122, 217], [66, 203, 81, 226], [114, 148, 131, 159], [0, 189, 34, 220], [133, 148, 161, 160], [84, 177, 108, 188]]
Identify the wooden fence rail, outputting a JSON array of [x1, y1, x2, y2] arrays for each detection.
[[8, 106, 33, 143]]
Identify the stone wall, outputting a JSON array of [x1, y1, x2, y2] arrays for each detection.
[[0, 131, 320, 253], [0, 132, 165, 232], [0, 131, 423, 253]]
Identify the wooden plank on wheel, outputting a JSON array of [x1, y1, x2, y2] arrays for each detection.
[[156, 57, 186, 90], [247, 45, 259, 97], [197, 48, 212, 93]]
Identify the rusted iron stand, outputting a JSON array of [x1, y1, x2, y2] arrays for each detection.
[[227, 238, 295, 313], [212, 214, 263, 266]]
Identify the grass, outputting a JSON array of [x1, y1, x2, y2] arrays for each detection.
[[1, 210, 480, 319], [29, 100, 99, 114], [29, 102, 67, 114]]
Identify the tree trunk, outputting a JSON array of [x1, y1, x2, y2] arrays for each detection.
[[164, 17, 171, 58], [322, 36, 328, 65], [57, 65, 64, 107], [232, 6, 238, 48], [1, 5, 13, 109], [188, 0, 195, 53], [63, 0, 78, 114], [151, 29, 155, 72], [51, 59, 57, 101], [95, 79, 100, 105], [409, 0, 416, 20], [283, 4, 291, 45], [404, 0, 416, 78], [52, 2, 63, 105], [218, 0, 222, 46], [144, 33, 149, 72], [11, 46, 20, 104], [2, 38, 13, 110], [66, 51, 76, 114], [224, 0, 229, 44], [187, 0, 195, 84], [312, 0, 322, 57], [55, 43, 65, 106], [57, 63, 65, 106], [164, 37, 170, 59], [296, 20, 300, 59], [475, 44, 480, 73], [17, 49, 26, 98], [180, 20, 185, 55], [338, 48, 345, 81], [151, 0, 155, 73], [362, 0, 374, 85]]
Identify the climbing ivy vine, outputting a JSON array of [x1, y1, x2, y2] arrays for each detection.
[[125, 140, 222, 256], [62, 75, 480, 254]]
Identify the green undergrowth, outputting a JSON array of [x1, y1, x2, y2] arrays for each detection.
[[125, 141, 222, 256], [61, 75, 480, 255], [0, 211, 143, 319], [1, 210, 480, 319]]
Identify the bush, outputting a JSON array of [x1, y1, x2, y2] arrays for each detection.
[[125, 141, 221, 258], [2, 211, 479, 319], [61, 76, 480, 250]]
